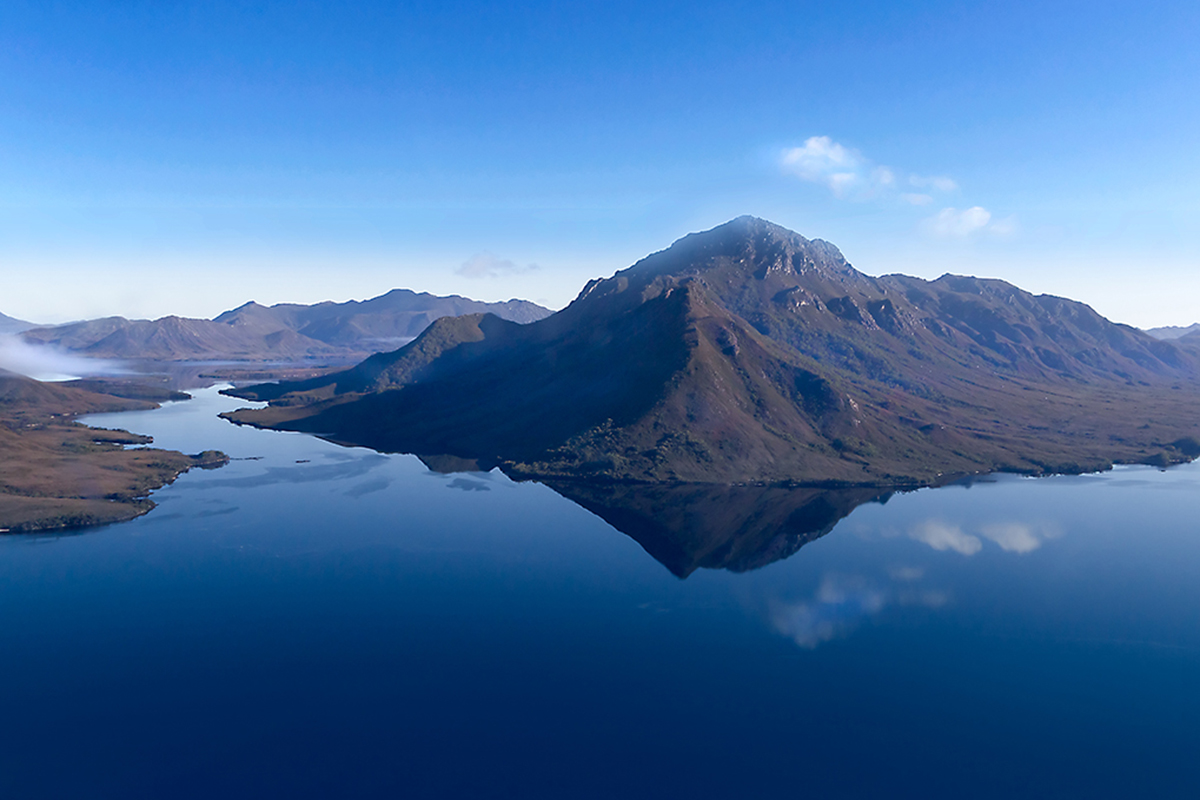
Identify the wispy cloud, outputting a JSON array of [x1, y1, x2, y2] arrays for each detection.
[[457, 252, 540, 279], [780, 136, 960, 203], [781, 136, 1016, 237], [910, 174, 959, 192], [924, 206, 993, 237], [901, 192, 934, 206], [780, 136, 867, 198], [923, 207, 1018, 238]]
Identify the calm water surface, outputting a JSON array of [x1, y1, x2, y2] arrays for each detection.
[[2, 387, 1198, 798]]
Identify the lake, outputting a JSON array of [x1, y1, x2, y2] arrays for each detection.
[[2, 386, 1198, 798]]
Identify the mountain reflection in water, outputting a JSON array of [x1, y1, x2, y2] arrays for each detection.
[[542, 482, 892, 577], [417, 455, 890, 577]]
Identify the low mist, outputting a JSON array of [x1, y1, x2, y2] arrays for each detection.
[[0, 335, 124, 381]]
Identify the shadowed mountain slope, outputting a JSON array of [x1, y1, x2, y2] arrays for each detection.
[[21, 290, 552, 361], [224, 217, 1200, 485]]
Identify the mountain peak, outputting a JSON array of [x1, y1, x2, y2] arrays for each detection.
[[621, 217, 854, 286]]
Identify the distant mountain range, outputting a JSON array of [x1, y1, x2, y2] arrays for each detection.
[[1146, 323, 1200, 342], [224, 216, 1200, 486], [18, 290, 552, 361]]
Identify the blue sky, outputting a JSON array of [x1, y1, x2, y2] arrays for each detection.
[[2, 0, 1197, 326]]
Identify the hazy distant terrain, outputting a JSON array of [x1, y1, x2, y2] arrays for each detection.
[[1146, 323, 1200, 340], [227, 217, 1200, 486], [19, 289, 552, 362], [0, 312, 34, 335], [1146, 323, 1200, 352]]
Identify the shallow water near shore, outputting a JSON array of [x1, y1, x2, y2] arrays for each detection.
[[2, 386, 1199, 798]]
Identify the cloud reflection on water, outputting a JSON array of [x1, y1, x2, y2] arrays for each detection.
[[907, 519, 1062, 556], [771, 565, 953, 649], [909, 520, 982, 555], [771, 575, 887, 648]]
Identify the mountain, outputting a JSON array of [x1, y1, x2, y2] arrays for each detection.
[[223, 217, 1200, 485], [1146, 323, 1200, 340], [0, 312, 34, 335], [21, 290, 552, 361]]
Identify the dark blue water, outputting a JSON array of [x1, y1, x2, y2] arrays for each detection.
[[2, 387, 1198, 798]]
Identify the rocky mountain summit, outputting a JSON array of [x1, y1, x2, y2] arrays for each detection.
[[225, 217, 1200, 486]]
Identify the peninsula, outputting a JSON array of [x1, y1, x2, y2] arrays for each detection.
[[0, 373, 227, 532]]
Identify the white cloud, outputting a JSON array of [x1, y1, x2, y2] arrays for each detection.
[[779, 136, 1014, 240], [924, 206, 996, 237], [780, 136, 897, 199], [457, 252, 540, 279], [909, 520, 982, 555], [827, 172, 859, 197], [781, 136, 861, 181], [910, 174, 959, 192], [780, 136, 970, 213], [872, 166, 896, 187]]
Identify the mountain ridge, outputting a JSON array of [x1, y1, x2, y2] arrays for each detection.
[[21, 289, 552, 361]]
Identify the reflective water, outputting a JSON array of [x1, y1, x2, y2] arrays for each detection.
[[2, 387, 1198, 798]]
